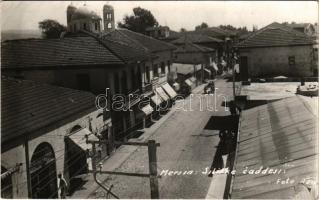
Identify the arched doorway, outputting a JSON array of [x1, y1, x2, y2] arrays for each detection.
[[30, 142, 58, 198], [1, 166, 13, 198]]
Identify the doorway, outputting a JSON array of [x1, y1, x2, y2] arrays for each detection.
[[239, 56, 249, 81], [30, 142, 58, 198]]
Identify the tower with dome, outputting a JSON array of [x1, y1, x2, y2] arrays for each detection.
[[66, 3, 115, 33]]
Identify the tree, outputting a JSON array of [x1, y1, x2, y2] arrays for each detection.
[[219, 24, 249, 35], [180, 28, 187, 32], [195, 22, 208, 30], [118, 7, 158, 34], [39, 19, 67, 39]]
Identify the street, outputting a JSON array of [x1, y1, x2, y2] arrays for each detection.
[[90, 79, 234, 199]]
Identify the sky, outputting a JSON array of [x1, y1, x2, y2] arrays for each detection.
[[1, 1, 318, 32]]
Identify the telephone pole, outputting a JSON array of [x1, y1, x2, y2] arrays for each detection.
[[86, 138, 161, 199]]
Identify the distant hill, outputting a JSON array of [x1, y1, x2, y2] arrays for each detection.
[[1, 29, 42, 41]]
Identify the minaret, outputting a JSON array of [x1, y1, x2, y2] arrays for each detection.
[[67, 3, 77, 30], [103, 4, 115, 32]]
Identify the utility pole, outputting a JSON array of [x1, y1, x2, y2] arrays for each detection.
[[87, 138, 161, 199], [148, 140, 159, 198], [232, 55, 236, 101], [201, 63, 204, 83]]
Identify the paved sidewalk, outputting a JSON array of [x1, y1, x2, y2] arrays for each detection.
[[70, 83, 208, 199]]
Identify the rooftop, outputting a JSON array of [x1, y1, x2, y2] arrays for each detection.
[[171, 33, 223, 45], [231, 96, 318, 199], [101, 29, 177, 53], [240, 82, 318, 100], [1, 31, 150, 69], [1, 36, 123, 69], [174, 42, 215, 54], [1, 77, 97, 145], [235, 22, 315, 48]]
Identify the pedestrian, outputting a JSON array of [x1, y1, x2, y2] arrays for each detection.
[[234, 61, 240, 81], [58, 173, 68, 199]]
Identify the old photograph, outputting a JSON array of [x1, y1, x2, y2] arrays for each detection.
[[1, 1, 318, 199]]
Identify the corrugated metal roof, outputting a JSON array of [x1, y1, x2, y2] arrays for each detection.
[[231, 96, 318, 199]]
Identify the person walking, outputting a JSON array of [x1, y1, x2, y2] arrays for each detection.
[[58, 173, 68, 199]]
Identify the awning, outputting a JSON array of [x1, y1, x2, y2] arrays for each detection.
[[185, 79, 193, 86], [190, 77, 196, 83], [151, 94, 163, 106], [173, 82, 180, 91], [68, 128, 99, 152], [68, 128, 99, 171], [155, 87, 170, 101], [161, 83, 177, 99], [141, 104, 154, 116]]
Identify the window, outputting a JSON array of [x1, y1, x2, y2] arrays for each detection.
[[106, 13, 112, 20], [95, 22, 98, 31], [167, 61, 171, 72], [76, 73, 91, 91], [153, 65, 159, 77], [107, 23, 112, 29], [314, 48, 318, 61], [73, 24, 77, 32], [160, 62, 166, 75], [288, 56, 295, 66], [83, 23, 87, 30], [145, 66, 150, 83]]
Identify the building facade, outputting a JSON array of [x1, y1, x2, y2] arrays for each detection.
[[235, 22, 316, 80], [1, 77, 109, 198]]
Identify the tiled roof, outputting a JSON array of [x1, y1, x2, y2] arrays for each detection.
[[286, 23, 312, 29], [174, 42, 215, 53], [235, 22, 315, 48], [102, 29, 177, 53], [199, 27, 237, 37], [99, 37, 151, 63], [231, 96, 317, 199], [182, 27, 236, 39], [1, 77, 97, 145], [1, 36, 124, 69], [171, 33, 223, 45]]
